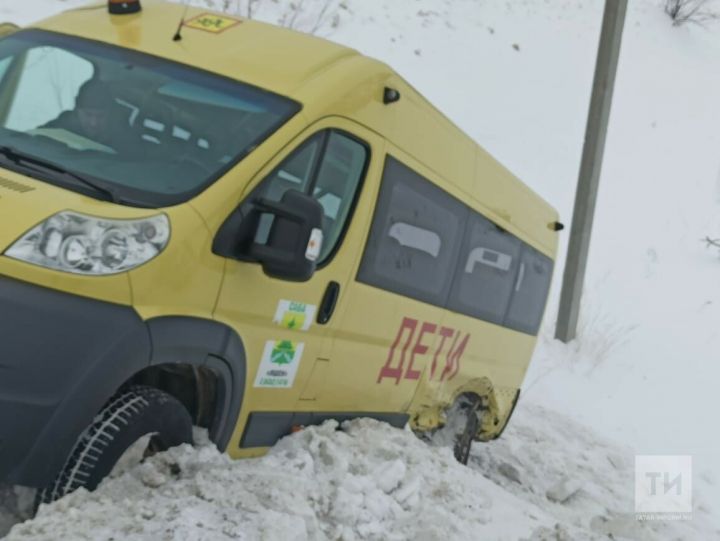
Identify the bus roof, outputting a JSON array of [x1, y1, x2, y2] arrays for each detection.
[[33, 0, 359, 96], [32, 0, 559, 256]]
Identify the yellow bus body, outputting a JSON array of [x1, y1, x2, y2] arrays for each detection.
[[0, 0, 558, 481]]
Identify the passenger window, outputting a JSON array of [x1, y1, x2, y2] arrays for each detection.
[[247, 130, 368, 263], [358, 155, 553, 336], [505, 246, 553, 335], [357, 156, 466, 306], [448, 215, 522, 325], [4, 47, 93, 131]]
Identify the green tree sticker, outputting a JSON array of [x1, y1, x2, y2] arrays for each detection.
[[271, 340, 296, 366]]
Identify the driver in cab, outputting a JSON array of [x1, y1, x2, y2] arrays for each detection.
[[42, 80, 125, 153]]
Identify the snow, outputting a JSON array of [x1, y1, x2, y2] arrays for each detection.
[[0, 488, 31, 540], [2, 406, 716, 540], [2, 0, 720, 538], [3, 421, 543, 541], [519, 0, 720, 504]]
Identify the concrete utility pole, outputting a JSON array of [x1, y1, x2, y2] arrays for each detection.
[[555, 0, 627, 343]]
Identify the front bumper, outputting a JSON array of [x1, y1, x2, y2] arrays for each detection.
[[0, 274, 149, 486]]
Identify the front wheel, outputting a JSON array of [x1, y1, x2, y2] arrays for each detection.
[[36, 385, 193, 506]]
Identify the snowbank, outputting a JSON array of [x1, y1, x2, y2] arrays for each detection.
[[4, 417, 549, 541], [472, 403, 718, 540], [0, 488, 31, 540], [4, 403, 717, 540]]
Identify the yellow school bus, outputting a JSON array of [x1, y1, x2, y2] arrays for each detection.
[[0, 0, 560, 504]]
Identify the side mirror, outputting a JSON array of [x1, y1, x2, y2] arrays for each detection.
[[249, 190, 324, 282]]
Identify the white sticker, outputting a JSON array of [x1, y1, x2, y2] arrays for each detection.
[[465, 247, 513, 273], [254, 340, 305, 388], [273, 300, 316, 331], [388, 222, 441, 258], [305, 228, 323, 261]]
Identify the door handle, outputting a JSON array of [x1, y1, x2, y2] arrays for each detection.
[[317, 281, 340, 325]]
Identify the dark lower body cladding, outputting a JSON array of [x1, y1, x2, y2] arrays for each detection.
[[0, 274, 149, 486], [240, 411, 410, 448]]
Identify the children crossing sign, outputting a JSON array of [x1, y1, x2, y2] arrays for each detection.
[[184, 13, 242, 34]]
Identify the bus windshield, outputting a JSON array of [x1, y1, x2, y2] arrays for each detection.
[[0, 30, 300, 207]]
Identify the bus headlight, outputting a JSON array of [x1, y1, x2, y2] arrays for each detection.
[[4, 211, 170, 275]]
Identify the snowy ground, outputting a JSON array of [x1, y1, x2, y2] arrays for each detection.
[[2, 0, 720, 538], [2, 403, 717, 540]]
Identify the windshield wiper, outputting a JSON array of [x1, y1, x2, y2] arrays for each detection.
[[0, 145, 120, 203]]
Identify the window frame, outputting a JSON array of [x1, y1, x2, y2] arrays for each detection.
[[356, 154, 468, 307], [501, 243, 554, 335], [448, 212, 524, 327], [357, 153, 553, 336], [239, 127, 371, 268]]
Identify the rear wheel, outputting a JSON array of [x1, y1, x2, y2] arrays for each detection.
[[36, 385, 193, 507], [452, 396, 480, 464], [429, 395, 481, 465]]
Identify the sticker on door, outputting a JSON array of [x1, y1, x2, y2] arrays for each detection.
[[254, 340, 305, 388], [273, 300, 317, 331]]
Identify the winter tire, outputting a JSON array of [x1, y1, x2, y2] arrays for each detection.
[[36, 385, 193, 507]]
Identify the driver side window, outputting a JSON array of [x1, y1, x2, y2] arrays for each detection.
[[248, 129, 368, 263]]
